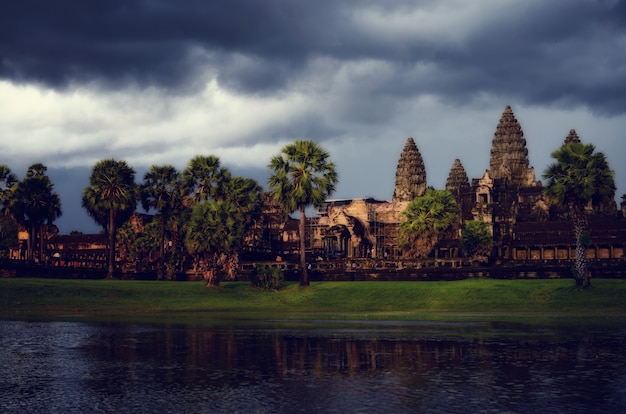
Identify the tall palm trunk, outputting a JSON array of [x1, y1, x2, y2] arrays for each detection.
[[158, 213, 166, 280], [573, 210, 589, 288], [107, 208, 116, 279], [38, 224, 45, 264], [27, 224, 35, 262], [299, 203, 309, 286]]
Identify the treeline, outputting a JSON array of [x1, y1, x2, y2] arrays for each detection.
[[0, 140, 338, 286]]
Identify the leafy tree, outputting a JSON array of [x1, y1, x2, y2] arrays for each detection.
[[543, 142, 615, 288], [140, 165, 181, 279], [460, 220, 493, 262], [267, 140, 338, 286], [399, 189, 459, 258], [180, 155, 263, 280], [82, 159, 137, 278], [184, 200, 245, 286], [9, 164, 62, 262]]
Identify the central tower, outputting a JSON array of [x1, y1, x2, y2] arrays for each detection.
[[488, 106, 536, 187]]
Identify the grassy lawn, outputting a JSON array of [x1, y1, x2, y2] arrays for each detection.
[[2, 277, 626, 324]]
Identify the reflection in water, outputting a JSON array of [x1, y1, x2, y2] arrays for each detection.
[[1, 319, 625, 413]]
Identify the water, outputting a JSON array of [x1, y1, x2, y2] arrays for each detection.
[[1, 317, 625, 413]]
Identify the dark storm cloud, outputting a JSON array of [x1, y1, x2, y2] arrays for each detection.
[[2, 0, 625, 113], [0, 0, 339, 91]]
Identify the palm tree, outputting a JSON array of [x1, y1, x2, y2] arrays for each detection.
[[184, 200, 245, 286], [140, 165, 181, 279], [0, 165, 17, 209], [399, 189, 459, 258], [82, 159, 137, 278], [268, 140, 338, 286], [182, 155, 230, 205], [222, 176, 264, 228], [9, 164, 62, 262], [0, 166, 18, 253], [543, 142, 615, 288]]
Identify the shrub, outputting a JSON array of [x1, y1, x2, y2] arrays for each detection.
[[250, 265, 284, 290]]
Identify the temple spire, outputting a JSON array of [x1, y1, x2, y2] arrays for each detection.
[[563, 129, 581, 146], [446, 158, 470, 198], [488, 105, 534, 187], [392, 137, 426, 202]]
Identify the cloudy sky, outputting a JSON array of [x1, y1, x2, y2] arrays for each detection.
[[1, 0, 625, 233]]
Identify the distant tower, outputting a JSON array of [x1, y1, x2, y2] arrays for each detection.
[[446, 158, 473, 221], [563, 129, 581, 146], [446, 158, 470, 198], [488, 105, 536, 187], [392, 137, 426, 202]]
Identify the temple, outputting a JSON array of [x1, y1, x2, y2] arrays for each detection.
[[262, 105, 625, 265]]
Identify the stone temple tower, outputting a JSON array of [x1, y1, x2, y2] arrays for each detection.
[[563, 129, 581, 146], [446, 158, 473, 220], [488, 106, 536, 187], [392, 137, 426, 203], [446, 158, 470, 198]]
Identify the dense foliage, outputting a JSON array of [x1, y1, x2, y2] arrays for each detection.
[[460, 220, 493, 262], [399, 189, 459, 258], [250, 265, 285, 290]]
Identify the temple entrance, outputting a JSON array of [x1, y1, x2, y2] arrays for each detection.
[[323, 223, 372, 258]]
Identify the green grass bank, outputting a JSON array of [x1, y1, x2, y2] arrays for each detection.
[[2, 278, 626, 324]]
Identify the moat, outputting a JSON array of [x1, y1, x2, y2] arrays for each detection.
[[1, 317, 625, 413]]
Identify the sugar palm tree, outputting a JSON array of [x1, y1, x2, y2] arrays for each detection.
[[140, 165, 181, 279], [222, 176, 264, 227], [0, 165, 17, 209], [0, 165, 18, 250], [399, 189, 459, 258], [543, 142, 615, 288], [182, 155, 230, 205], [82, 159, 137, 278], [268, 140, 338, 286], [9, 164, 62, 262]]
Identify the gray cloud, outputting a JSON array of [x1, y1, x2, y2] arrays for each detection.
[[2, 1, 625, 113]]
